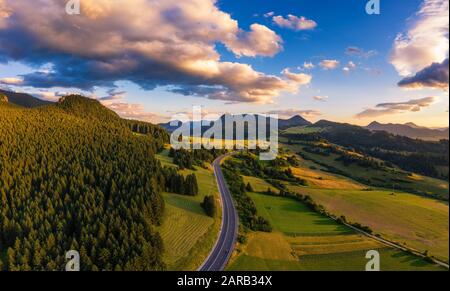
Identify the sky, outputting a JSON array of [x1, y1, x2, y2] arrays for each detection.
[[0, 0, 448, 127]]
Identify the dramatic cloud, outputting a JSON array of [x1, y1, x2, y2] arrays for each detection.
[[319, 60, 340, 70], [390, 0, 449, 76], [356, 97, 437, 118], [265, 109, 321, 119], [0, 0, 304, 103], [313, 95, 328, 102], [345, 46, 378, 58], [272, 14, 317, 31], [398, 59, 449, 89]]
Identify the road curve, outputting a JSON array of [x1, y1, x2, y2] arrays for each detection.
[[199, 153, 239, 271]]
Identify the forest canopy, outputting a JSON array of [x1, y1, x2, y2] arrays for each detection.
[[0, 95, 170, 271]]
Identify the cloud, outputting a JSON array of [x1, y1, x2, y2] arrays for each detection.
[[356, 96, 437, 118], [343, 61, 357, 73], [0, 0, 300, 103], [272, 14, 317, 31], [303, 62, 315, 70], [98, 89, 127, 101], [398, 58, 449, 90], [281, 69, 312, 85], [264, 12, 274, 18], [313, 95, 328, 102], [345, 46, 378, 58], [103, 102, 167, 123], [390, 0, 449, 76], [168, 64, 312, 103], [0, 77, 23, 85], [319, 60, 340, 70], [265, 109, 321, 119]]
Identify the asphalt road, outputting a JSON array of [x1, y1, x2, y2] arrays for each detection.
[[199, 154, 239, 271]]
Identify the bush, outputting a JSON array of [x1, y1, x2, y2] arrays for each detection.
[[201, 195, 217, 217]]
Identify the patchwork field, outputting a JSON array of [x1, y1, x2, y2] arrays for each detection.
[[227, 178, 445, 271], [156, 149, 221, 270]]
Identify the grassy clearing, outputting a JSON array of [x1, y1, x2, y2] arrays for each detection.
[[288, 186, 449, 262], [227, 188, 444, 271], [156, 150, 221, 270]]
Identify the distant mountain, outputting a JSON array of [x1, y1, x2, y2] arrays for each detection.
[[367, 121, 449, 141], [159, 114, 311, 133], [0, 89, 52, 108], [278, 115, 312, 130]]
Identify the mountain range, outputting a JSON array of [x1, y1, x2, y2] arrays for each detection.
[[367, 121, 449, 141], [1, 89, 448, 142]]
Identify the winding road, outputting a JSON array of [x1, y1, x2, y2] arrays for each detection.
[[199, 153, 239, 271]]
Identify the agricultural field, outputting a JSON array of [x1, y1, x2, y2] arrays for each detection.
[[227, 184, 445, 271], [288, 186, 449, 262], [156, 149, 221, 270], [283, 143, 449, 200], [289, 166, 364, 190]]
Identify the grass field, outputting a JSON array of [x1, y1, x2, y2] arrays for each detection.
[[289, 166, 364, 190], [283, 143, 449, 200], [243, 175, 279, 193], [156, 149, 221, 270], [228, 188, 445, 271], [288, 186, 449, 262]]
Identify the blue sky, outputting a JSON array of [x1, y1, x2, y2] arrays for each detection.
[[0, 0, 448, 126]]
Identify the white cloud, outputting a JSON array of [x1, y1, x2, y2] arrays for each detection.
[[273, 14, 317, 31], [303, 62, 315, 70], [313, 95, 328, 102], [343, 61, 357, 73], [390, 0, 449, 76], [319, 60, 340, 70], [356, 96, 438, 118]]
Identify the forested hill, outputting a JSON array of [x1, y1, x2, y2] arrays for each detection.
[[0, 89, 52, 108], [0, 96, 169, 271]]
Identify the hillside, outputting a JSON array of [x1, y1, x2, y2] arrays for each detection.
[[0, 96, 169, 271], [283, 120, 449, 181], [0, 89, 52, 108], [367, 121, 449, 141]]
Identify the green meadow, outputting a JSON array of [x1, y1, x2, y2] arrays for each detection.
[[156, 149, 221, 270], [227, 176, 445, 271]]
